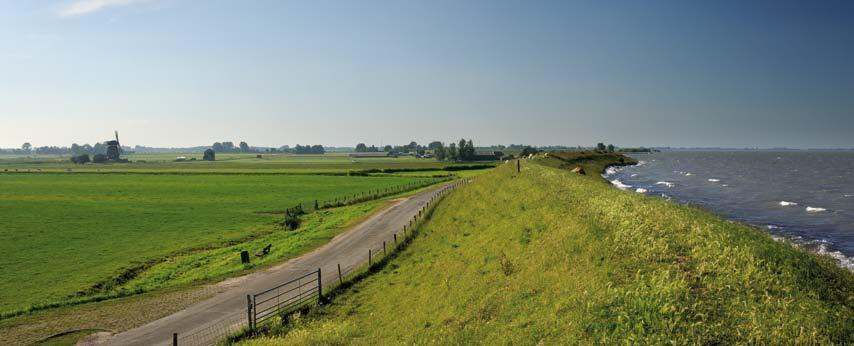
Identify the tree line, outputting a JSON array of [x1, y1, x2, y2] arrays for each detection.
[[354, 139, 483, 161], [0, 142, 131, 156]]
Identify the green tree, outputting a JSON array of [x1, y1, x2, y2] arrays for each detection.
[[458, 139, 467, 160], [212, 142, 224, 152], [521, 146, 539, 156], [239, 141, 250, 152], [606, 144, 615, 152], [448, 142, 458, 161], [21, 142, 32, 152], [355, 143, 368, 152], [434, 144, 446, 161], [596, 143, 606, 151]]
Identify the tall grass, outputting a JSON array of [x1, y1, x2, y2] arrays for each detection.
[[238, 157, 852, 345]]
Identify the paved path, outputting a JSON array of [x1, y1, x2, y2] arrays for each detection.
[[101, 182, 456, 346]]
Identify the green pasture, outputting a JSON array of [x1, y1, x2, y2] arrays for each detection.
[[0, 173, 432, 314], [0, 153, 487, 174]]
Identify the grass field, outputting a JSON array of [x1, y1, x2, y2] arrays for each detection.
[[0, 152, 489, 174], [0, 173, 437, 315], [239, 156, 852, 345]]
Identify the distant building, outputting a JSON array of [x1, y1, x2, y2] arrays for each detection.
[[471, 151, 503, 161], [104, 131, 128, 162], [349, 152, 396, 158]]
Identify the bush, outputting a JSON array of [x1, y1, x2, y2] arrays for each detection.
[[70, 154, 90, 164], [203, 149, 216, 161], [281, 205, 305, 230], [282, 214, 301, 231], [92, 154, 108, 163]]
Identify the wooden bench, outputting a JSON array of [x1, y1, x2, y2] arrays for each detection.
[[255, 244, 272, 257]]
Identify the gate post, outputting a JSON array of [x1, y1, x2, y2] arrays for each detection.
[[317, 268, 323, 303], [246, 294, 253, 330]]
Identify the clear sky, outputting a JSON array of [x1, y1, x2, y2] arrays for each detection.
[[1, 0, 852, 149]]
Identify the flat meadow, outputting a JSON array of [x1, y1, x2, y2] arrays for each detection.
[[0, 152, 459, 174], [0, 168, 435, 314]]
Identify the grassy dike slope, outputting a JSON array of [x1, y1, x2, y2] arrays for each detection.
[[241, 157, 852, 345]]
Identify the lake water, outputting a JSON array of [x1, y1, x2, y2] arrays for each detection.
[[604, 151, 854, 270]]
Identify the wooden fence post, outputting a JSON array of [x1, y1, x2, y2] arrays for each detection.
[[338, 263, 343, 285], [246, 294, 253, 330], [393, 233, 397, 244], [369, 249, 372, 265], [383, 241, 386, 255], [173, 333, 178, 346], [317, 268, 323, 303]]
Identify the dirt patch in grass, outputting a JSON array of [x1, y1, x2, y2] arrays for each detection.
[[0, 285, 216, 346]]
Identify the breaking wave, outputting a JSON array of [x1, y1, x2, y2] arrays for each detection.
[[635, 188, 648, 193], [779, 201, 798, 206], [806, 206, 827, 213], [610, 179, 632, 190], [656, 181, 675, 188]]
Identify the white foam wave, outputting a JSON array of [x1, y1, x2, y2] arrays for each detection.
[[845, 194, 853, 198], [656, 181, 675, 188], [816, 244, 854, 271], [769, 235, 853, 271], [766, 225, 780, 230], [779, 201, 798, 206], [685, 172, 692, 176], [604, 166, 620, 176], [610, 179, 632, 190], [806, 206, 827, 213], [635, 188, 647, 193], [630, 173, 638, 177], [707, 178, 720, 182], [721, 184, 729, 187]]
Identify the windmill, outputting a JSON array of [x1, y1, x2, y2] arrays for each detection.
[[106, 130, 122, 161]]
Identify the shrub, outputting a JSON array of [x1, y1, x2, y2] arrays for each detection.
[[203, 149, 215, 161], [92, 154, 108, 163], [70, 154, 90, 164], [282, 214, 301, 231]]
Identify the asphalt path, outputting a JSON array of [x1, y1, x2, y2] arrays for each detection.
[[101, 182, 456, 346]]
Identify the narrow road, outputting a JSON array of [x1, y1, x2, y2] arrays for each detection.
[[101, 182, 455, 346]]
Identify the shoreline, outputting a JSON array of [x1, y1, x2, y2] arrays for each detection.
[[602, 159, 854, 271]]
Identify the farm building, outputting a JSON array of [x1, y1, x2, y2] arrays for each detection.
[[472, 151, 503, 161], [349, 152, 397, 158]]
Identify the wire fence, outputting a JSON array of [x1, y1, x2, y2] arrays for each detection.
[[174, 310, 246, 346], [171, 178, 472, 345]]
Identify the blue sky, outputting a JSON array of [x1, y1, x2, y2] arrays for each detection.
[[1, 0, 852, 148]]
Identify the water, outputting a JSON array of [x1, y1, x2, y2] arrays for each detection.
[[604, 151, 854, 270]]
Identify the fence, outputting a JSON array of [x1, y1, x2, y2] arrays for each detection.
[[249, 269, 321, 330], [170, 178, 471, 345]]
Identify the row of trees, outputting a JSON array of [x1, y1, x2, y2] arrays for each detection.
[[596, 142, 617, 152], [293, 144, 325, 154], [209, 142, 324, 154], [1, 142, 129, 156], [211, 141, 255, 153], [355, 139, 481, 161], [432, 139, 478, 161]]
